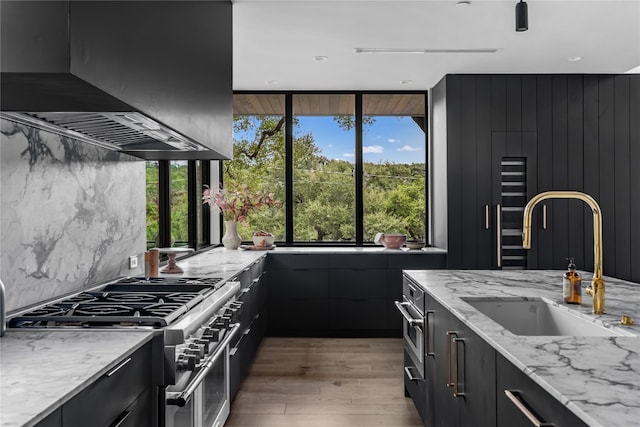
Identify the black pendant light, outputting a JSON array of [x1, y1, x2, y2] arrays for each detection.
[[516, 0, 528, 32]]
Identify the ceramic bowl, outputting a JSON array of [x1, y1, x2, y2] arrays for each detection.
[[252, 233, 275, 248], [405, 240, 426, 250], [378, 233, 407, 249]]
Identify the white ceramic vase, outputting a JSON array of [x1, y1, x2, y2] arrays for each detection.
[[222, 220, 242, 250]]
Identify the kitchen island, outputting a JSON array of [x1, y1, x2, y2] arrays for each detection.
[[404, 269, 639, 427]]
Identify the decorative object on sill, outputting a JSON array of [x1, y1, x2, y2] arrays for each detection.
[[374, 232, 407, 249], [253, 230, 275, 248], [202, 183, 282, 249], [240, 244, 276, 251], [516, 0, 528, 32], [405, 240, 426, 250], [156, 247, 194, 273], [222, 220, 243, 250]]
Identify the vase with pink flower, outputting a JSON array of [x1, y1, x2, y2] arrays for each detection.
[[202, 184, 280, 250]]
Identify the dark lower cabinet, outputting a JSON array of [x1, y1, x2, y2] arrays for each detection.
[[61, 340, 154, 427], [427, 293, 496, 427], [34, 408, 61, 427], [404, 350, 428, 425], [230, 257, 269, 400], [496, 353, 587, 427]]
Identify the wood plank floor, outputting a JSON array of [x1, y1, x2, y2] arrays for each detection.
[[225, 337, 423, 427]]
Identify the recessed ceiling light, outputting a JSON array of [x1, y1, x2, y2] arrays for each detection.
[[567, 56, 582, 62], [401, 80, 414, 85], [313, 56, 329, 62], [265, 80, 278, 85], [456, 1, 471, 8]]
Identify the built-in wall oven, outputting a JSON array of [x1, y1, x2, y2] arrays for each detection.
[[395, 275, 428, 424]]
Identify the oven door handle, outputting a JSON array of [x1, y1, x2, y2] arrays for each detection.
[[394, 301, 423, 327], [166, 322, 242, 407]]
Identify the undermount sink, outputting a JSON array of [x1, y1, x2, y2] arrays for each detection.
[[462, 297, 634, 337]]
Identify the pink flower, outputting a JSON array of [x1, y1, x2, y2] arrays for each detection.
[[202, 184, 281, 223]]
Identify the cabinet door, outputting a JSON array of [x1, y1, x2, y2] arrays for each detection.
[[428, 294, 496, 427], [62, 342, 152, 427], [496, 353, 587, 427], [35, 408, 61, 427]]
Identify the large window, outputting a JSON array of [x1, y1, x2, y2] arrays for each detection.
[[228, 92, 427, 245], [145, 160, 211, 251], [293, 94, 355, 242], [363, 94, 426, 242]]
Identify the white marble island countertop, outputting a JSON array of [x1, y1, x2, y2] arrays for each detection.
[[404, 269, 640, 427], [0, 330, 155, 427]]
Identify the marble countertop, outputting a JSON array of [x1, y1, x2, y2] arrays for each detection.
[[404, 269, 640, 427], [0, 330, 155, 427], [168, 245, 446, 277]]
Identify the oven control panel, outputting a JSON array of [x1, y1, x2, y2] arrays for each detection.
[[175, 297, 244, 373]]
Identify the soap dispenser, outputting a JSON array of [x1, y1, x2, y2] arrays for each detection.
[[563, 257, 582, 304]]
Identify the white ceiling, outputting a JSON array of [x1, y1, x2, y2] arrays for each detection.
[[232, 0, 640, 91]]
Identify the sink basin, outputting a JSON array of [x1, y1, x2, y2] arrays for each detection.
[[462, 297, 634, 337]]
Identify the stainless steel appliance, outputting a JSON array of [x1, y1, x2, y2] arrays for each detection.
[[8, 276, 244, 427], [395, 276, 429, 425], [395, 278, 425, 379]]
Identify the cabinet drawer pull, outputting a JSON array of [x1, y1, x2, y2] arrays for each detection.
[[452, 337, 465, 397], [496, 204, 502, 268], [425, 310, 435, 358], [542, 204, 548, 230], [394, 301, 423, 327], [110, 410, 131, 427], [504, 390, 554, 426], [446, 331, 456, 387], [106, 357, 132, 377], [485, 204, 490, 230], [404, 366, 421, 381]]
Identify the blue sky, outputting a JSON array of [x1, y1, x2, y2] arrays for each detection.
[[296, 116, 425, 164]]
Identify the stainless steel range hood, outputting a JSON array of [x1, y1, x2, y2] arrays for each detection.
[[0, 1, 233, 160]]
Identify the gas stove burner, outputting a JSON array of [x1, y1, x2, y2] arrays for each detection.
[[176, 277, 223, 285], [164, 293, 200, 304], [116, 277, 167, 285], [73, 304, 134, 316], [24, 304, 68, 317], [104, 292, 158, 303], [63, 293, 100, 304], [141, 303, 186, 317]]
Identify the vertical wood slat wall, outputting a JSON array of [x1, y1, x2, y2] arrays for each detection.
[[443, 74, 640, 283]]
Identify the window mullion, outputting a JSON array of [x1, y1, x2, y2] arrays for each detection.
[[285, 93, 294, 245], [355, 93, 364, 245], [158, 160, 172, 248]]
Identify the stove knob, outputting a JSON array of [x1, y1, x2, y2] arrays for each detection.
[[203, 328, 221, 342], [177, 354, 197, 371], [193, 339, 210, 351], [221, 316, 232, 329], [187, 344, 205, 359]]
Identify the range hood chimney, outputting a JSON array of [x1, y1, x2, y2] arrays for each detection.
[[1, 1, 233, 160]]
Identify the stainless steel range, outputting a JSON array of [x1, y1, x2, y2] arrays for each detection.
[[8, 276, 244, 427]]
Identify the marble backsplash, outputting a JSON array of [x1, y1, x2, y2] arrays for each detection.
[[1, 118, 146, 313]]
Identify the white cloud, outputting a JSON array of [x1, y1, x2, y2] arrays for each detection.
[[326, 144, 333, 148], [387, 138, 399, 143], [397, 145, 421, 152], [363, 145, 384, 154], [343, 153, 355, 158]]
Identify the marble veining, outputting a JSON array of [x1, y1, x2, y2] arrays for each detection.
[[1, 118, 146, 312], [0, 330, 154, 427], [404, 269, 639, 427]]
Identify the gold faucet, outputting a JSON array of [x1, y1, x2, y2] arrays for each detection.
[[522, 191, 605, 314]]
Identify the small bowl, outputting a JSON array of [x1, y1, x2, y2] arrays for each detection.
[[378, 233, 407, 249], [252, 234, 275, 248], [405, 240, 426, 250]]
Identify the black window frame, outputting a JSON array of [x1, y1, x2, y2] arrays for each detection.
[[228, 90, 429, 246]]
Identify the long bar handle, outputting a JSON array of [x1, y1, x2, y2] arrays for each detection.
[[485, 205, 490, 230], [394, 301, 424, 327], [504, 390, 554, 426], [106, 357, 132, 377], [496, 204, 502, 268], [446, 331, 456, 387], [425, 310, 435, 358], [542, 204, 547, 230], [453, 337, 465, 397], [166, 323, 242, 407]]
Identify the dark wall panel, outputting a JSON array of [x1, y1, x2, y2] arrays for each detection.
[[567, 76, 585, 270], [476, 76, 493, 269], [460, 76, 478, 268], [598, 76, 616, 279], [614, 75, 631, 280], [582, 76, 599, 272], [551, 76, 569, 270], [630, 77, 640, 281], [447, 76, 463, 268]]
